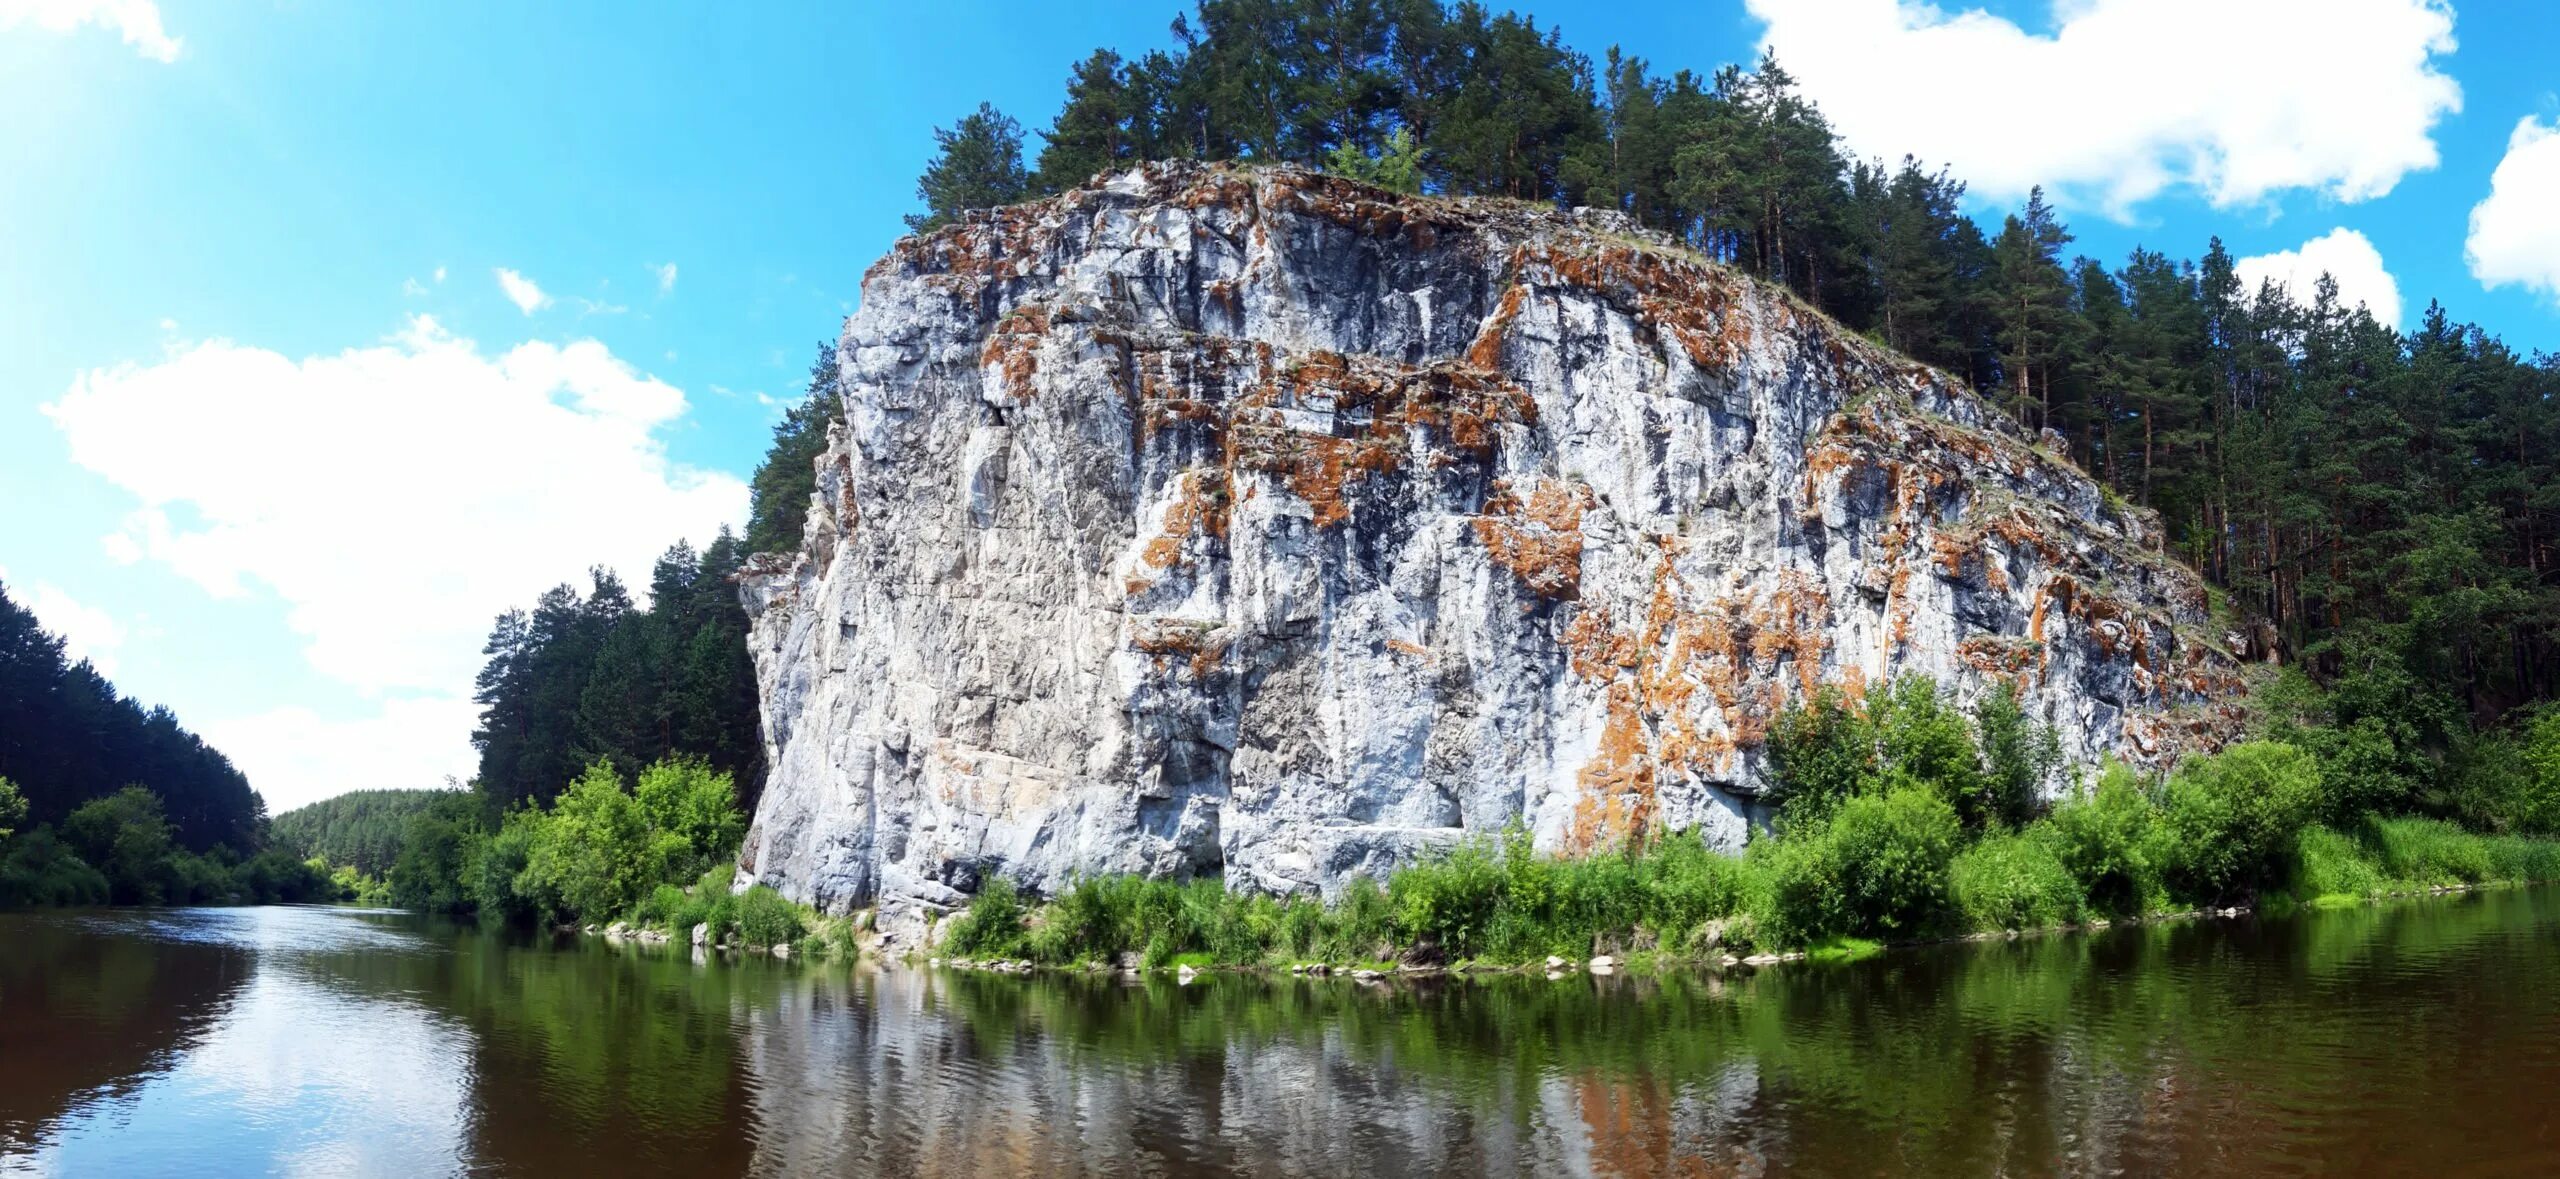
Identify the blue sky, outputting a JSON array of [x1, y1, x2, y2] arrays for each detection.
[[2, 0, 2555, 813]]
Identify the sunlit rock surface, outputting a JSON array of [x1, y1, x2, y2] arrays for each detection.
[[735, 162, 2242, 936]]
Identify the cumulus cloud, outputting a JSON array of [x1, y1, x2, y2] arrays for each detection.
[[2465, 116, 2560, 304], [1744, 0, 2460, 215], [0, 0, 181, 63], [0, 566, 127, 675], [2235, 228, 2404, 331], [43, 316, 745, 807], [494, 267, 550, 314], [200, 698, 482, 813], [654, 262, 678, 295]]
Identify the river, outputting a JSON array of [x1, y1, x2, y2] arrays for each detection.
[[3, 887, 2558, 1176]]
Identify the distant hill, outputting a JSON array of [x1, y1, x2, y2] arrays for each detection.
[[270, 789, 457, 876]]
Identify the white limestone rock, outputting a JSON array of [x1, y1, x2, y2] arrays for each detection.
[[735, 162, 2244, 942]]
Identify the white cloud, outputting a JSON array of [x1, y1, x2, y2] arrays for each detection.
[[2236, 227, 2404, 331], [401, 277, 430, 297], [1744, 0, 2460, 215], [432, 265, 447, 284], [0, 0, 181, 63], [654, 262, 678, 295], [2465, 115, 2560, 304], [0, 568, 126, 675], [43, 315, 746, 807], [494, 267, 550, 314], [201, 698, 481, 813]]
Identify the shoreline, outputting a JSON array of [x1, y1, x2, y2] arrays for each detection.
[[576, 875, 2534, 981]]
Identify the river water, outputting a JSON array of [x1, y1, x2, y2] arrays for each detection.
[[3, 888, 2558, 1177]]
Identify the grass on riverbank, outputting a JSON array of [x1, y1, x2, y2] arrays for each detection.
[[930, 741, 2560, 971]]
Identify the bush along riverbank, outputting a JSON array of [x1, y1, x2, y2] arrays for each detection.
[[928, 677, 2560, 977], [317, 674, 2560, 975], [300, 756, 863, 963]]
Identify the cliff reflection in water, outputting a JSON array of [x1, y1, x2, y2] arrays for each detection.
[[6, 888, 2560, 1176]]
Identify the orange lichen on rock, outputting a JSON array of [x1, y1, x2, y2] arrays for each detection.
[[978, 303, 1051, 401], [1472, 477, 1592, 599], [1514, 241, 1755, 374], [1567, 681, 1659, 853], [1563, 605, 1641, 682]]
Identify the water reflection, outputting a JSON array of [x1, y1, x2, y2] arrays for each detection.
[[3, 890, 2559, 1176]]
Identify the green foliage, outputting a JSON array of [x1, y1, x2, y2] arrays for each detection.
[[943, 875, 1032, 959], [268, 789, 451, 877], [0, 828, 110, 906], [385, 793, 481, 913], [2044, 764, 2159, 916], [1757, 788, 1960, 945], [905, 102, 1029, 233], [0, 581, 266, 852], [1765, 686, 1873, 828], [631, 758, 744, 877], [2150, 742, 2325, 903], [2362, 816, 2494, 887], [1324, 126, 1423, 193], [1826, 787, 1963, 935], [743, 344, 842, 556], [63, 786, 178, 904], [1387, 837, 1506, 958], [518, 761, 688, 924], [732, 886, 803, 948], [1872, 678, 1991, 829], [1950, 828, 2080, 931], [0, 776, 25, 840], [1975, 683, 2062, 830], [2290, 824, 2385, 901]]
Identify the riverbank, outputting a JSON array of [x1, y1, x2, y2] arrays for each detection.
[[573, 755, 2560, 981], [891, 741, 2560, 977]]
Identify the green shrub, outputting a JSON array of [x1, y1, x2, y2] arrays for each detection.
[[1829, 787, 1961, 935], [633, 882, 688, 927], [1387, 837, 1505, 958], [2289, 824, 2384, 900], [2151, 741, 2324, 904], [2046, 764, 2159, 916], [520, 761, 686, 924], [1873, 678, 1990, 828], [1950, 828, 2080, 931], [942, 875, 1031, 958], [733, 885, 802, 948], [1754, 788, 1957, 943], [1636, 834, 1753, 946], [1767, 686, 1876, 829], [632, 758, 746, 876], [0, 828, 110, 906], [63, 786, 177, 905], [1328, 876, 1394, 961], [1975, 683, 2062, 830]]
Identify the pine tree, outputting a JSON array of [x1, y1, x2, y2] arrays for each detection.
[[1991, 187, 2080, 432], [744, 342, 843, 557], [906, 102, 1031, 233]]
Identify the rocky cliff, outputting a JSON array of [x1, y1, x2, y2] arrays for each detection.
[[735, 162, 2244, 933]]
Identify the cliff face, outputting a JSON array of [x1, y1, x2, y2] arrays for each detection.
[[736, 162, 2243, 932]]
